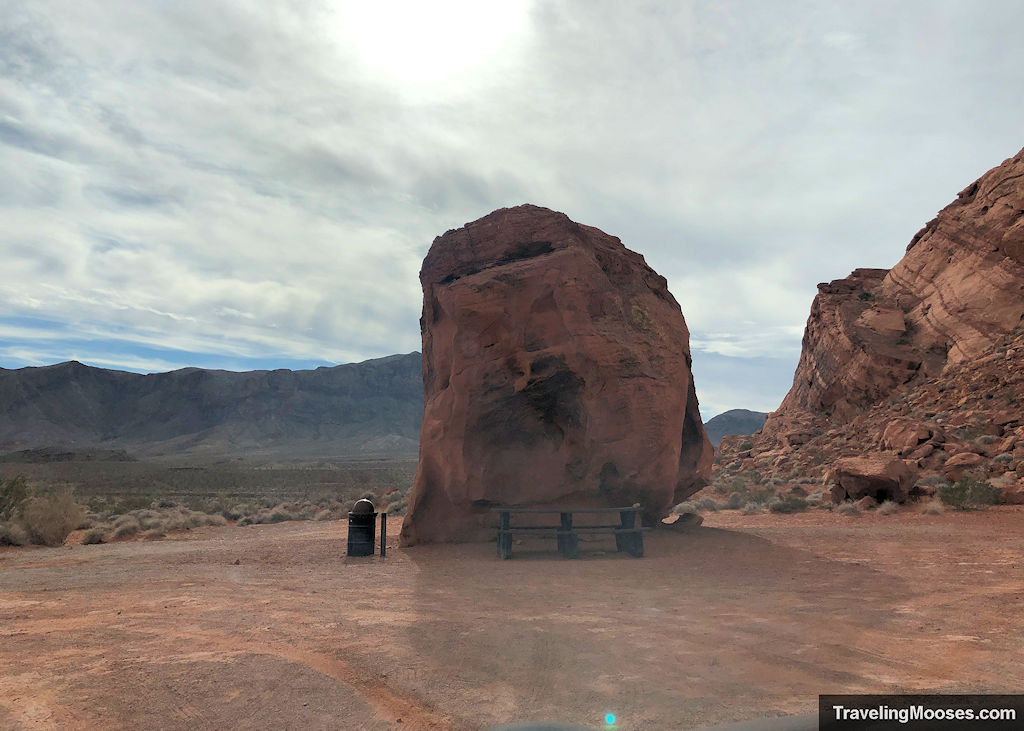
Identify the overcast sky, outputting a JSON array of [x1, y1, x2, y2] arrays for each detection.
[[2, 1, 1023, 419]]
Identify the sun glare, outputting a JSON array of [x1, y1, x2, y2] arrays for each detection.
[[331, 0, 530, 88]]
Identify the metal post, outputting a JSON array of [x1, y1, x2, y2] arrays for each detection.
[[380, 512, 387, 557]]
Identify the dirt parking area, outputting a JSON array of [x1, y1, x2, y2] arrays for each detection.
[[2, 508, 1023, 730]]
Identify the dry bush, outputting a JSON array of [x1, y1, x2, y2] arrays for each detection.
[[109, 516, 141, 539], [671, 500, 700, 515], [768, 497, 808, 514], [877, 500, 899, 516], [695, 497, 721, 511], [835, 502, 861, 516], [314, 509, 332, 521], [0, 521, 30, 546], [740, 502, 766, 515], [141, 529, 165, 541], [20, 488, 86, 546], [131, 509, 164, 530], [81, 527, 107, 544], [920, 500, 945, 515]]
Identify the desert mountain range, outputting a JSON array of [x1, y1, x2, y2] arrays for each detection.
[[0, 353, 423, 460]]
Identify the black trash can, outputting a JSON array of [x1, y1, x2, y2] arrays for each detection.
[[347, 498, 377, 556]]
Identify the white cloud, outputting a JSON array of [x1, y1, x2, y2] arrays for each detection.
[[2, 0, 1023, 409]]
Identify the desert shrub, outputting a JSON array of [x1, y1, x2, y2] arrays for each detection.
[[739, 441, 753, 451], [266, 506, 294, 523], [81, 527, 107, 544], [141, 529, 165, 541], [20, 488, 86, 546], [314, 509, 332, 521], [744, 488, 776, 505], [695, 497, 721, 512], [729, 477, 748, 493], [740, 502, 765, 515], [0, 475, 29, 521], [993, 452, 1013, 464], [920, 500, 944, 515], [768, 497, 808, 514], [287, 502, 318, 521], [384, 496, 408, 517], [75, 513, 97, 530], [110, 516, 141, 539], [975, 434, 1000, 446], [835, 502, 861, 516], [940, 476, 1000, 510], [726, 491, 745, 510], [0, 520, 30, 546], [671, 500, 699, 515], [877, 500, 899, 516], [132, 509, 164, 530]]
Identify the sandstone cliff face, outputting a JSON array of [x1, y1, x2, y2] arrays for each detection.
[[400, 205, 713, 545], [715, 147, 1024, 500]]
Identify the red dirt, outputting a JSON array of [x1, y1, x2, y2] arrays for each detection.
[[2, 509, 1024, 730]]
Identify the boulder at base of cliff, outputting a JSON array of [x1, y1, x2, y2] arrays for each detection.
[[829, 455, 917, 503], [942, 451, 986, 481], [400, 204, 714, 545]]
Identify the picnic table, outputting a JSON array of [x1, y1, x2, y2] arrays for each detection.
[[490, 506, 646, 559]]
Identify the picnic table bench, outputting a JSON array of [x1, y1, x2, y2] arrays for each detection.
[[490, 506, 647, 559]]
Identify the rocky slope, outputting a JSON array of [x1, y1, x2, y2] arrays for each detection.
[[703, 409, 768, 448], [716, 146, 1024, 502], [0, 354, 422, 459], [401, 204, 713, 545]]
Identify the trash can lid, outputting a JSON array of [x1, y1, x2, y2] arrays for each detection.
[[351, 498, 376, 514]]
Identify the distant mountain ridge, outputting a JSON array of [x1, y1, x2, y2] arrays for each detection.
[[703, 409, 768, 448], [0, 353, 423, 460]]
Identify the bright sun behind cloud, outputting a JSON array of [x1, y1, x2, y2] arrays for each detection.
[[331, 0, 531, 89]]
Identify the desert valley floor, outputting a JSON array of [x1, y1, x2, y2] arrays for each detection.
[[2, 510, 1023, 730]]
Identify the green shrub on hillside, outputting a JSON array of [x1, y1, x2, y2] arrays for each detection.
[[939, 476, 1001, 510], [0, 476, 29, 521]]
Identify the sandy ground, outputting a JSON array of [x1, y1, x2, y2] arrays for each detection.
[[2, 508, 1024, 730]]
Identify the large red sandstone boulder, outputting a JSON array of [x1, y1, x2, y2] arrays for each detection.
[[829, 454, 917, 503], [942, 452, 986, 481], [882, 419, 932, 455], [400, 205, 713, 545]]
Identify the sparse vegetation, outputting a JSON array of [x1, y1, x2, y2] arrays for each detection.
[[695, 497, 721, 512], [0, 475, 29, 521], [877, 500, 899, 516], [835, 502, 861, 516], [0, 520, 29, 546], [740, 502, 766, 515], [939, 476, 1001, 510], [19, 488, 86, 546], [920, 499, 945, 515], [768, 496, 808, 514]]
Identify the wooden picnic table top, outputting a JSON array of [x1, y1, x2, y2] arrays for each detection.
[[489, 506, 640, 514]]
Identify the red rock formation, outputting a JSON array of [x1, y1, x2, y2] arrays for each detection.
[[400, 205, 713, 545], [714, 146, 1024, 501], [830, 455, 916, 503]]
